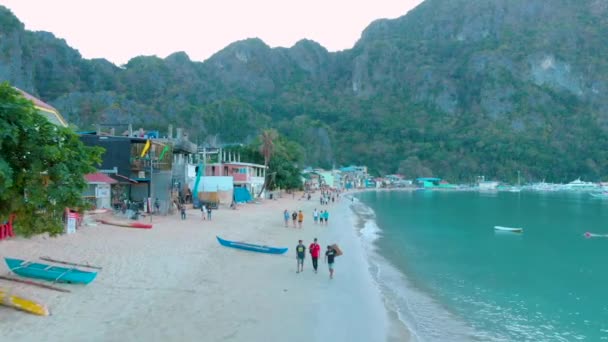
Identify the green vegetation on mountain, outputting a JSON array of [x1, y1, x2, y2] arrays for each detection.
[[0, 83, 103, 235], [2, 1, 608, 182]]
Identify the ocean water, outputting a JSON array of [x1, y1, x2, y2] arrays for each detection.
[[355, 190, 608, 341]]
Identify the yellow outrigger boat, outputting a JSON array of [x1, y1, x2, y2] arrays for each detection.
[[0, 289, 49, 316]]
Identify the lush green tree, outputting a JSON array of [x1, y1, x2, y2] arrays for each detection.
[[257, 129, 278, 196], [0, 83, 103, 236], [230, 131, 304, 191]]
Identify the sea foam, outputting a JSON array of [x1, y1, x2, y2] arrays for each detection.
[[350, 200, 492, 342]]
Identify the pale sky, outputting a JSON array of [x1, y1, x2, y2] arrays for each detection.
[[0, 0, 423, 66]]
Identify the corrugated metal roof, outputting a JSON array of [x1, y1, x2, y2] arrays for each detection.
[[14, 87, 68, 127], [85, 173, 118, 184]]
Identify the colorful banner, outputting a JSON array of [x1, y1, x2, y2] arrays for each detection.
[[158, 145, 169, 160], [140, 140, 151, 157]]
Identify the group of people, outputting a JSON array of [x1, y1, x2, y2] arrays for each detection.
[[284, 208, 330, 228], [319, 189, 339, 205], [284, 210, 304, 228], [201, 204, 213, 221], [295, 238, 338, 279], [176, 202, 213, 221], [312, 208, 329, 225]]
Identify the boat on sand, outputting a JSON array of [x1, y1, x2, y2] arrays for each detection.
[[4, 258, 97, 284], [97, 219, 152, 229], [494, 226, 523, 233], [0, 289, 49, 316], [216, 236, 288, 254]]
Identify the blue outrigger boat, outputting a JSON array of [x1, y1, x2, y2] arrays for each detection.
[[216, 236, 288, 255], [4, 258, 97, 284]]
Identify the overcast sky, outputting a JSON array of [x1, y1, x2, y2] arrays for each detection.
[[1, 0, 423, 65]]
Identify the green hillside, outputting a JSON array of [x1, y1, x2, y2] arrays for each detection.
[[2, 1, 608, 181]]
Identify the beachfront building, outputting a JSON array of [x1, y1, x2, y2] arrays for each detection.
[[167, 127, 198, 204], [385, 174, 413, 187], [416, 178, 442, 188], [15, 87, 68, 128], [318, 170, 334, 188], [204, 161, 266, 201], [339, 165, 369, 189], [415, 177, 459, 189], [365, 178, 378, 188], [79, 133, 173, 213], [316, 169, 343, 189], [374, 177, 386, 188], [301, 169, 322, 191], [83, 173, 118, 209]]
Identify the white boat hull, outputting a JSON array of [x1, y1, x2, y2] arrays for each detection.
[[494, 226, 523, 233]]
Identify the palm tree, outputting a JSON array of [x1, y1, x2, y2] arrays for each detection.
[[258, 129, 278, 197]]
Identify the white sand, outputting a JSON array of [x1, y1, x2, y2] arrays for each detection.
[[0, 192, 407, 342]]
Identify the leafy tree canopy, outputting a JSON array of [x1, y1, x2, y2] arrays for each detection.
[[229, 131, 304, 191], [0, 82, 103, 236]]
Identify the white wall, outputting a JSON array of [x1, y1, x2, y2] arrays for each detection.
[[188, 176, 234, 192]]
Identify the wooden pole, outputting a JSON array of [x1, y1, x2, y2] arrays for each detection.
[[0, 275, 70, 293], [40, 257, 102, 270]]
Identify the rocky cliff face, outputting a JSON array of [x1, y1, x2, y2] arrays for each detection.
[[2, 1, 608, 180]]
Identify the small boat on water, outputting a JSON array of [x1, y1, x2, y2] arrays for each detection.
[[4, 258, 97, 284], [97, 219, 152, 229], [584, 232, 608, 238], [0, 289, 49, 316], [216, 236, 288, 254], [564, 178, 598, 192], [494, 226, 523, 233]]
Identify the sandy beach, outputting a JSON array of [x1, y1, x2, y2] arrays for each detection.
[[0, 192, 406, 342]]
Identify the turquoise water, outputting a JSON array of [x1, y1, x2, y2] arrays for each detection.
[[357, 190, 608, 341]]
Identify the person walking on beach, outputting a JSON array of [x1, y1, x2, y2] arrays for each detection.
[[298, 210, 304, 228], [309, 238, 321, 273], [291, 210, 298, 228], [323, 210, 329, 225], [283, 209, 290, 227], [296, 240, 306, 273], [201, 204, 207, 220], [207, 206, 212, 221], [325, 245, 337, 279], [180, 204, 186, 220], [319, 210, 325, 225], [154, 198, 160, 214], [313, 209, 319, 224]]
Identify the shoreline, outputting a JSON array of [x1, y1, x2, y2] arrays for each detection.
[[348, 199, 414, 342], [0, 191, 401, 342], [350, 191, 490, 342]]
